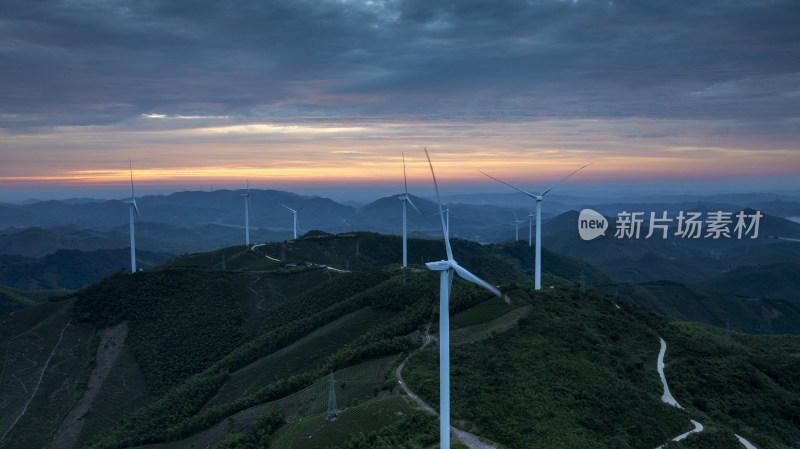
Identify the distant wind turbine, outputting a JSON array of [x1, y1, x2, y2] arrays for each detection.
[[425, 148, 511, 449], [435, 206, 458, 237], [767, 235, 800, 243], [513, 211, 523, 241], [124, 159, 140, 273], [399, 153, 421, 268], [482, 163, 590, 290], [281, 204, 300, 239], [242, 181, 251, 246]]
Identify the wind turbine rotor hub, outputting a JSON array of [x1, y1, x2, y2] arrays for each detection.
[[425, 260, 451, 271]]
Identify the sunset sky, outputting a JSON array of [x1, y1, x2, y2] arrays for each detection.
[[1, 0, 798, 202]]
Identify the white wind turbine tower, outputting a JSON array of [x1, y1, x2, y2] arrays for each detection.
[[482, 164, 590, 290], [527, 210, 535, 246], [399, 153, 421, 268], [281, 204, 300, 239], [124, 159, 140, 273], [241, 181, 251, 246], [424, 149, 511, 449], [513, 211, 523, 241]]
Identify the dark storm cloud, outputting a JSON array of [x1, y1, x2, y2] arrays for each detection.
[[1, 0, 798, 129]]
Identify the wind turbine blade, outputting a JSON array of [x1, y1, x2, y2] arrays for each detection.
[[133, 202, 141, 217], [129, 158, 136, 200], [281, 203, 296, 213], [479, 170, 538, 199], [407, 197, 422, 215], [424, 148, 453, 261], [447, 267, 454, 292], [402, 152, 409, 196], [513, 211, 519, 221], [452, 262, 511, 304], [541, 163, 591, 196], [447, 208, 460, 221]]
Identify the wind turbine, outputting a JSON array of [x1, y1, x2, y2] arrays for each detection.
[[281, 204, 300, 239], [513, 211, 523, 241], [424, 149, 510, 449], [435, 206, 458, 237], [527, 210, 535, 246], [482, 163, 590, 290], [124, 159, 140, 273], [241, 181, 251, 246], [399, 153, 421, 268]]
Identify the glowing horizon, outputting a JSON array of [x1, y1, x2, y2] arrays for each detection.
[[1, 1, 798, 203], [3, 117, 798, 196]]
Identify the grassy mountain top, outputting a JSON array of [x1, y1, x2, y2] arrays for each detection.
[[404, 285, 800, 448]]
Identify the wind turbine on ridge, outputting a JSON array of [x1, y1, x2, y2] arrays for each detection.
[[513, 211, 523, 241], [124, 159, 140, 273], [424, 148, 511, 449], [281, 204, 300, 239], [399, 153, 421, 268], [482, 163, 591, 290], [242, 181, 251, 246]]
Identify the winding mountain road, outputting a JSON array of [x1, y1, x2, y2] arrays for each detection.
[[395, 326, 498, 449], [655, 337, 759, 449]]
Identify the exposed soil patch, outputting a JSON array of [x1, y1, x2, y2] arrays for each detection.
[[51, 321, 128, 449]]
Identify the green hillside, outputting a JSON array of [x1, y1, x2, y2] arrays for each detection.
[[0, 248, 173, 292], [0, 284, 61, 314], [698, 262, 800, 302], [599, 280, 800, 335], [0, 231, 798, 448]]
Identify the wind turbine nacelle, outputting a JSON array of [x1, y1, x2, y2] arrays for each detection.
[[425, 260, 451, 271]]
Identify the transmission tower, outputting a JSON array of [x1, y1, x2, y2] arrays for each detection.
[[355, 240, 360, 257], [327, 370, 338, 419], [221, 252, 227, 271], [579, 269, 586, 296], [280, 243, 286, 260]]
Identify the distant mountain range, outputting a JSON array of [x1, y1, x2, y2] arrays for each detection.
[[3, 188, 798, 238], [1, 188, 799, 300]]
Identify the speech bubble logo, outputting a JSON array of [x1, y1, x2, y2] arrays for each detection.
[[578, 209, 608, 241]]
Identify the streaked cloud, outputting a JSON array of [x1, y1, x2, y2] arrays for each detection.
[[0, 0, 797, 199]]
